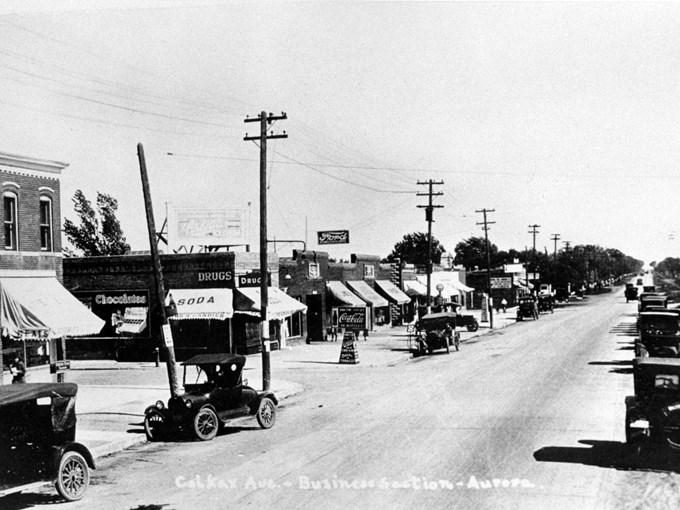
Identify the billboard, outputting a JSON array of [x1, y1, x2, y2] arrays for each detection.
[[317, 230, 349, 245], [73, 290, 150, 339], [167, 206, 247, 251], [332, 306, 368, 331]]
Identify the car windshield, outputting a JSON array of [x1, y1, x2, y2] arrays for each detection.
[[655, 374, 680, 389], [184, 365, 210, 385]]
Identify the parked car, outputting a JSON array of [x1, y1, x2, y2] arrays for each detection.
[[411, 311, 460, 356], [637, 278, 644, 286], [144, 353, 278, 442], [643, 286, 657, 293], [638, 293, 668, 313], [537, 294, 554, 314], [0, 383, 95, 501], [625, 285, 638, 302], [636, 311, 680, 358], [516, 297, 538, 321], [625, 358, 680, 452]]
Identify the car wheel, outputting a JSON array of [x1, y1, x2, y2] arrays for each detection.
[[55, 451, 90, 502], [193, 408, 219, 441], [144, 409, 165, 442], [467, 321, 479, 332], [256, 397, 277, 429]]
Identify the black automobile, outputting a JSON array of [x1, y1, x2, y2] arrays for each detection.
[[516, 297, 538, 321], [537, 294, 554, 314], [411, 311, 460, 356], [144, 353, 278, 442], [636, 312, 680, 358], [0, 383, 95, 501], [625, 284, 638, 302], [638, 293, 668, 313], [625, 358, 680, 452]]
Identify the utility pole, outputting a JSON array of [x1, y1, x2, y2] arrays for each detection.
[[138, 143, 180, 398], [417, 180, 444, 314], [528, 224, 540, 291], [476, 208, 496, 329], [550, 233, 561, 260], [244, 111, 287, 391], [563, 240, 571, 251]]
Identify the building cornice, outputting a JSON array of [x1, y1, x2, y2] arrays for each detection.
[[0, 151, 68, 177]]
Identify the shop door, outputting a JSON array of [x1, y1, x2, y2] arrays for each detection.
[[306, 294, 323, 342]]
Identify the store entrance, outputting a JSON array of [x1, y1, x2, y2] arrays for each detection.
[[305, 294, 323, 342]]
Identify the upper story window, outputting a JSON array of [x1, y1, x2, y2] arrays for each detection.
[[40, 197, 53, 251], [3, 192, 17, 250]]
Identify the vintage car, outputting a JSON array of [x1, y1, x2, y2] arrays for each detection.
[[444, 304, 479, 332], [411, 311, 460, 356], [636, 311, 680, 358], [625, 358, 680, 452], [144, 353, 278, 442], [516, 297, 539, 321], [0, 383, 95, 501], [537, 294, 554, 314], [625, 284, 639, 302], [643, 285, 657, 293], [638, 293, 668, 313]]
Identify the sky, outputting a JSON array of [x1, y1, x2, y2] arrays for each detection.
[[1, 0, 679, 265]]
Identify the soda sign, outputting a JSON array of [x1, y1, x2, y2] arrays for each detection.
[[317, 230, 350, 245], [334, 306, 368, 331]]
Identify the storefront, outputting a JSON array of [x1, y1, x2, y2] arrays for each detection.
[[345, 280, 389, 327], [0, 272, 105, 383], [373, 280, 411, 325]]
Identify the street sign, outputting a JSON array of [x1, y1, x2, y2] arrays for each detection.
[[491, 277, 512, 289], [162, 324, 174, 347]]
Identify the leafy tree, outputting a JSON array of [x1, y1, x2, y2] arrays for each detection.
[[454, 236, 498, 270], [384, 232, 445, 266], [63, 190, 130, 256]]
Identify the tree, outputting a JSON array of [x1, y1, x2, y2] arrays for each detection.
[[454, 236, 499, 270], [384, 232, 445, 266], [63, 190, 131, 256]]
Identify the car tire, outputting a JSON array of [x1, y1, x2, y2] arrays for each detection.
[[193, 408, 219, 441], [256, 397, 277, 429], [144, 409, 165, 442], [55, 451, 90, 502], [467, 321, 479, 332]]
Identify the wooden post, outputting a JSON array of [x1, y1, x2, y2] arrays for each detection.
[[138, 143, 180, 397]]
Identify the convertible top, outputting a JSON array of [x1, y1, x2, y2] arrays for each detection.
[[182, 353, 246, 366], [0, 383, 78, 407], [420, 311, 457, 321]]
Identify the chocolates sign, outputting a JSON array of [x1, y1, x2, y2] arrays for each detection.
[[317, 230, 350, 245], [333, 306, 368, 331]]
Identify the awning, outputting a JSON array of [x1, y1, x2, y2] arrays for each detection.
[[165, 288, 233, 320], [327, 281, 367, 306], [234, 287, 307, 320], [448, 279, 474, 293], [117, 307, 148, 335], [418, 273, 474, 294], [346, 281, 389, 308], [515, 278, 534, 290], [374, 280, 410, 305], [402, 279, 428, 297], [0, 277, 105, 340]]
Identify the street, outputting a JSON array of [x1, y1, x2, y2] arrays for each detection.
[[5, 288, 677, 510]]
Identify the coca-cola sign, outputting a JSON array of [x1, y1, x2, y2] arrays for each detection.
[[317, 230, 350, 245], [333, 306, 368, 331]]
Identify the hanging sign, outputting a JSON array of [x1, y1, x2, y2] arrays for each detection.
[[334, 306, 368, 331], [339, 330, 360, 364], [318, 230, 350, 245]]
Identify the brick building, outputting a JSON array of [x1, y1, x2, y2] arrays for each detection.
[[0, 152, 104, 384]]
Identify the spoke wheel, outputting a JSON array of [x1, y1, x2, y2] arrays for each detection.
[[193, 408, 219, 441], [144, 410, 165, 442], [257, 397, 277, 429], [55, 451, 89, 502]]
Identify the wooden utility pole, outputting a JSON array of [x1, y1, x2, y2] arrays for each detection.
[[528, 224, 541, 290], [417, 180, 444, 314], [551, 233, 561, 260], [138, 143, 180, 397], [476, 208, 496, 328], [244, 111, 287, 391]]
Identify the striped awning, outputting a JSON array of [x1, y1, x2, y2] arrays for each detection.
[[327, 281, 367, 307], [0, 277, 105, 340], [374, 280, 411, 305], [346, 281, 388, 307], [233, 287, 307, 320]]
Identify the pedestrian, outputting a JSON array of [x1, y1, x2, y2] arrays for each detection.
[[10, 354, 26, 384], [501, 298, 508, 313]]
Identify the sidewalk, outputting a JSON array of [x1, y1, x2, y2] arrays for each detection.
[[15, 305, 520, 461]]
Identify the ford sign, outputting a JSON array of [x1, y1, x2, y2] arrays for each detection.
[[318, 230, 350, 245]]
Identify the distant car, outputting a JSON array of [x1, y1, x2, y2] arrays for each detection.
[[144, 354, 278, 441], [643, 286, 657, 293], [516, 297, 538, 321], [625, 358, 680, 453], [625, 286, 638, 302], [638, 293, 668, 313], [537, 294, 554, 314], [637, 278, 644, 286]]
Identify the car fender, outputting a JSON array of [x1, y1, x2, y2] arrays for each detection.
[[50, 442, 96, 477], [259, 391, 278, 406]]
